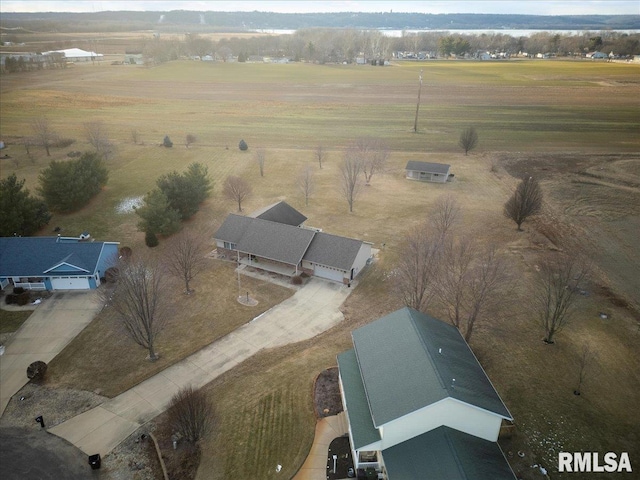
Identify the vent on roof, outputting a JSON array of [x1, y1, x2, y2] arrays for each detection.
[[451, 378, 456, 389], [438, 348, 442, 355]]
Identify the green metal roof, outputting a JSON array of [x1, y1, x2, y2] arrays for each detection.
[[336, 349, 381, 449], [352, 307, 512, 427], [383, 426, 516, 480]]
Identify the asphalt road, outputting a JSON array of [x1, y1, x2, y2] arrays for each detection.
[[0, 427, 93, 479]]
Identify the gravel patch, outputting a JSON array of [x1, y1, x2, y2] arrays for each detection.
[[115, 196, 144, 214]]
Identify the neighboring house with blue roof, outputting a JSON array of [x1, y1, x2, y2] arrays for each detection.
[[0, 236, 119, 291], [337, 307, 516, 479], [214, 202, 372, 284]]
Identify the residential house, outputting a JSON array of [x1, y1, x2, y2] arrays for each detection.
[[405, 161, 452, 183], [337, 307, 516, 479], [213, 202, 372, 284], [0, 236, 119, 291]]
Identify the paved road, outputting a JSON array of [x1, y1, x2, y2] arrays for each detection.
[[50, 278, 351, 457], [0, 427, 92, 479], [0, 292, 102, 416]]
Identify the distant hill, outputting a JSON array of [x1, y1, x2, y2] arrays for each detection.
[[1, 11, 639, 33]]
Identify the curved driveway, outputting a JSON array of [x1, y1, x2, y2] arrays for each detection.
[[50, 278, 351, 457]]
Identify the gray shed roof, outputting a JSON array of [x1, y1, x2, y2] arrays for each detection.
[[213, 214, 254, 245], [236, 217, 316, 265], [303, 232, 364, 271], [405, 161, 451, 174], [0, 237, 106, 277], [337, 349, 382, 449], [250, 201, 307, 226], [352, 307, 512, 426], [383, 426, 516, 480]]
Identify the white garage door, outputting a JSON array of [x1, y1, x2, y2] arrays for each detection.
[[51, 277, 91, 290], [314, 265, 344, 283]]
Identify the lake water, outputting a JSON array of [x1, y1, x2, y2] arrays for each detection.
[[252, 29, 640, 37]]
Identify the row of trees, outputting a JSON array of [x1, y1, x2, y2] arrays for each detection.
[[144, 29, 640, 65]]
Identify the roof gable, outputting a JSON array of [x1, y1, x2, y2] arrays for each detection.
[[236, 218, 316, 265], [213, 214, 253, 245], [406, 161, 451, 174], [383, 426, 516, 480], [0, 237, 106, 277], [303, 232, 364, 271], [250, 201, 307, 226], [352, 308, 511, 426]]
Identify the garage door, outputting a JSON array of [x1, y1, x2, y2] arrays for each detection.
[[314, 265, 344, 283], [50, 277, 91, 290]]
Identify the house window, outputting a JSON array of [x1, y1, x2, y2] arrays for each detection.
[[223, 242, 235, 250]]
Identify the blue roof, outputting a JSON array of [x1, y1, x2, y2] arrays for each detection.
[[0, 237, 107, 277]]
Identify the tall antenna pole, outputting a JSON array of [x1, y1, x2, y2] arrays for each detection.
[[413, 69, 423, 133]]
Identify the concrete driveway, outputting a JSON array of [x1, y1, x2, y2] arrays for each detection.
[[50, 278, 352, 457], [0, 291, 102, 416]]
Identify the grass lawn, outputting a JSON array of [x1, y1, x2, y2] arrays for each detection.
[[1, 59, 639, 479], [0, 310, 32, 335]]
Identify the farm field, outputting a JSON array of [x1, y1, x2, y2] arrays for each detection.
[[1, 59, 639, 480]]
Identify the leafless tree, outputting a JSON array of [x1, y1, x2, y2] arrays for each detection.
[[394, 223, 444, 312], [167, 385, 214, 443], [504, 176, 543, 231], [165, 230, 208, 294], [100, 255, 170, 361], [298, 165, 315, 206], [459, 126, 479, 155], [315, 144, 326, 169], [534, 254, 590, 344], [429, 194, 461, 237], [337, 150, 364, 213], [185, 134, 197, 149], [131, 129, 140, 144], [351, 137, 389, 186], [30, 117, 57, 156], [255, 148, 266, 177], [85, 121, 115, 159], [574, 343, 597, 395], [438, 239, 507, 341], [223, 176, 252, 212]]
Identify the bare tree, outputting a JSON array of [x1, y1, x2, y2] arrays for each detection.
[[255, 148, 266, 177], [459, 126, 479, 155], [413, 69, 423, 133], [131, 129, 140, 144], [315, 144, 326, 169], [101, 255, 170, 361], [298, 165, 315, 206], [534, 254, 589, 344], [430, 194, 461, 237], [438, 240, 507, 341], [223, 176, 252, 212], [165, 230, 208, 294], [30, 117, 57, 156], [574, 343, 597, 395], [338, 150, 364, 213], [394, 223, 444, 312], [185, 134, 197, 149], [504, 176, 543, 231], [85, 121, 115, 159], [354, 137, 389, 186], [167, 385, 214, 443]]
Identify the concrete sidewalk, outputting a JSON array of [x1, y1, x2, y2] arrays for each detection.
[[293, 413, 349, 480], [50, 278, 351, 457], [0, 291, 102, 416]]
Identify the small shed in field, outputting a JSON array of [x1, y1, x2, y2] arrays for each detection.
[[405, 161, 451, 183]]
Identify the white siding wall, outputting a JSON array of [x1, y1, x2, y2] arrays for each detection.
[[351, 243, 372, 278], [378, 398, 503, 449]]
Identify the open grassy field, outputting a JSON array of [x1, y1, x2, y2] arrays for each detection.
[[1, 59, 639, 479]]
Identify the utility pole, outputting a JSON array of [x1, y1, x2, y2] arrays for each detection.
[[413, 69, 423, 133]]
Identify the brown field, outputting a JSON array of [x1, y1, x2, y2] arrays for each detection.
[[1, 58, 639, 479]]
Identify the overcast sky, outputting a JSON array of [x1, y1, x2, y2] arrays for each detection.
[[2, 1, 639, 15]]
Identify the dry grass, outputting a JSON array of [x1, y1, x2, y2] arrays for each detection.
[[46, 260, 293, 397]]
